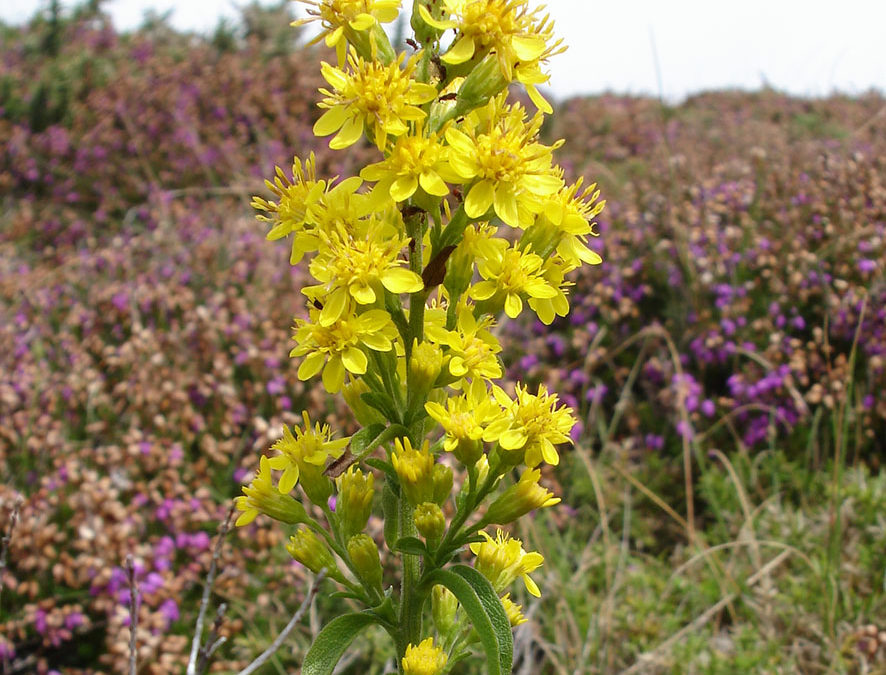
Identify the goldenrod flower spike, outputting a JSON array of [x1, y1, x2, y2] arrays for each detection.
[[234, 455, 310, 526], [293, 0, 401, 63], [401, 637, 448, 675], [484, 382, 576, 467], [291, 308, 398, 393], [470, 529, 545, 597], [267, 412, 350, 495], [445, 97, 563, 227], [391, 437, 436, 506], [314, 49, 437, 151], [483, 467, 560, 524]]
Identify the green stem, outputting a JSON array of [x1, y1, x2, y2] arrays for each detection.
[[398, 496, 424, 657]]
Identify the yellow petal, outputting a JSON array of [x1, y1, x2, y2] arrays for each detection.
[[349, 14, 375, 30], [493, 185, 519, 227], [322, 357, 345, 392], [469, 281, 497, 301], [418, 4, 456, 30], [298, 352, 326, 380], [523, 574, 541, 598], [465, 180, 494, 218], [526, 83, 553, 115], [522, 173, 563, 195], [341, 347, 368, 374], [350, 283, 376, 304], [511, 34, 546, 61], [330, 114, 364, 149], [381, 267, 424, 294], [500, 428, 528, 450], [390, 175, 418, 202], [320, 288, 349, 325], [278, 465, 299, 494], [313, 105, 349, 137], [319, 61, 347, 90], [504, 293, 523, 318], [419, 170, 449, 197], [408, 83, 439, 105], [441, 35, 475, 65]]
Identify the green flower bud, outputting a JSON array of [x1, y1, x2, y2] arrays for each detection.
[[346, 534, 383, 595], [483, 468, 560, 525], [299, 463, 334, 508], [453, 437, 483, 465], [391, 438, 436, 506], [413, 502, 445, 547], [453, 54, 509, 117], [409, 340, 443, 396], [343, 379, 387, 427], [336, 466, 375, 539], [234, 455, 309, 527], [431, 463, 453, 506], [432, 584, 459, 637], [286, 527, 344, 583]]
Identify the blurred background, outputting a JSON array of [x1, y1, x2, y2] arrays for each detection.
[[1, 1, 885, 673]]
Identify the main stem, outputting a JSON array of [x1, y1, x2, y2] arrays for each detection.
[[398, 497, 423, 663]]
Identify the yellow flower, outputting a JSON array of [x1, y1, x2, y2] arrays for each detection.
[[314, 49, 438, 151], [234, 455, 310, 526], [425, 305, 502, 386], [360, 124, 464, 203], [305, 218, 423, 326], [291, 308, 398, 392], [293, 0, 401, 63], [419, 0, 564, 112], [469, 528, 544, 597], [252, 153, 326, 242], [391, 437, 436, 506], [525, 256, 571, 326], [483, 467, 560, 524], [402, 637, 447, 675], [267, 412, 350, 494], [337, 466, 375, 537], [445, 98, 563, 227], [483, 383, 575, 467], [424, 379, 500, 464], [523, 176, 605, 268], [469, 244, 559, 319]]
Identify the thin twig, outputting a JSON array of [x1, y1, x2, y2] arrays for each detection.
[[0, 496, 23, 607], [236, 569, 327, 675], [196, 602, 228, 675], [125, 555, 139, 675], [187, 503, 236, 675]]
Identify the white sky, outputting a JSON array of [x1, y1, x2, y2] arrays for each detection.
[[2, 1, 884, 102]]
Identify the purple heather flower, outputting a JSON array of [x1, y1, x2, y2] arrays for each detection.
[[858, 259, 877, 273], [644, 434, 664, 451], [701, 399, 716, 417]]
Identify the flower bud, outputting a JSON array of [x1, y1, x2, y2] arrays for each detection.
[[409, 340, 443, 396], [402, 637, 447, 675], [234, 455, 309, 527], [453, 54, 509, 117], [432, 584, 459, 637], [346, 534, 383, 594], [391, 438, 435, 506], [299, 464, 334, 508], [453, 437, 483, 465], [431, 463, 453, 505], [411, 0, 447, 45], [483, 468, 560, 525], [343, 379, 387, 427], [413, 502, 445, 546], [336, 466, 375, 538], [286, 527, 343, 582], [500, 593, 527, 627]]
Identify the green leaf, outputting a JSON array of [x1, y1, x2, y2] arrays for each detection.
[[302, 612, 379, 675], [361, 392, 400, 423], [394, 536, 428, 556], [423, 565, 512, 675], [382, 482, 400, 551], [351, 424, 386, 457]]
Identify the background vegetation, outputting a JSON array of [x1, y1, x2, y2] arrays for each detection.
[[1, 3, 885, 673]]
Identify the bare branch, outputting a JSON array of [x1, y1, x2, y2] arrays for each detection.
[[187, 503, 236, 675], [125, 555, 139, 675], [236, 569, 327, 675], [196, 602, 228, 675]]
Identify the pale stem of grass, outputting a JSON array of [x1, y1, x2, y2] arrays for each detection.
[[236, 569, 327, 675], [187, 503, 236, 675], [125, 554, 139, 675], [0, 496, 23, 609]]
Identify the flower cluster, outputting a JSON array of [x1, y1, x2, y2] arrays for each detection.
[[238, 0, 602, 671]]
